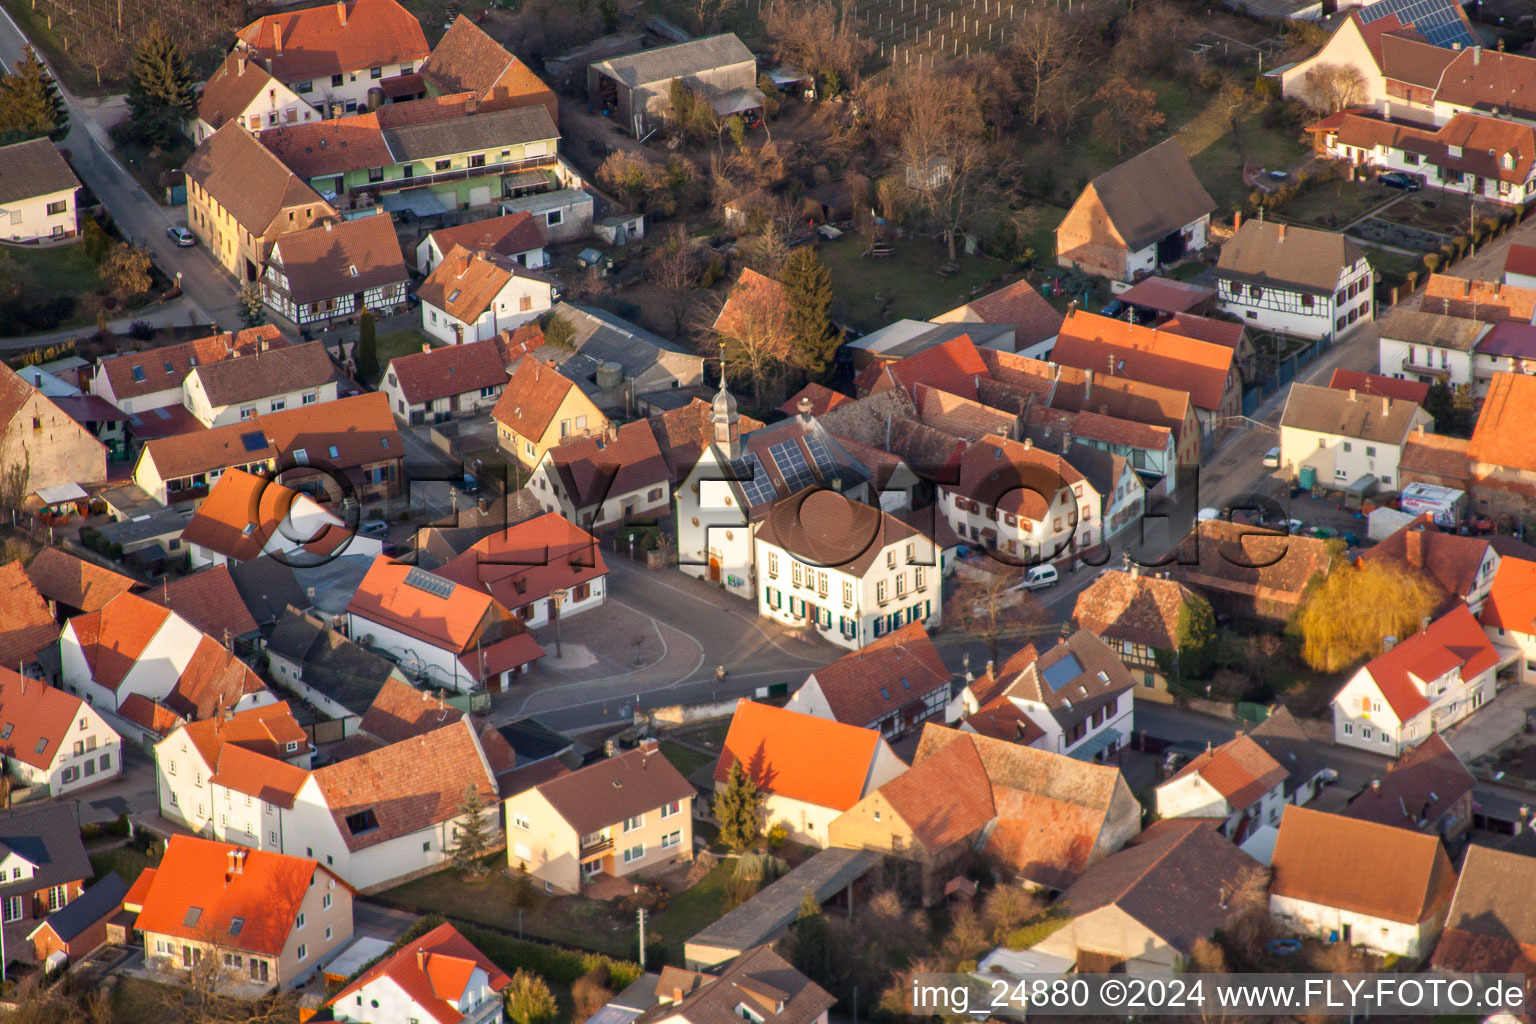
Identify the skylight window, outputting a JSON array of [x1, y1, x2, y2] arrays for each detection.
[[348, 265, 358, 277], [229, 917, 245, 936], [879, 688, 890, 699], [1, 724, 11, 740], [448, 289, 462, 303], [131, 365, 146, 383], [184, 907, 203, 927], [328, 445, 339, 458], [164, 361, 175, 375], [33, 738, 46, 754]]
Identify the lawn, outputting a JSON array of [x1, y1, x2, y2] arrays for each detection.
[[818, 235, 1006, 334], [1363, 246, 1421, 289], [0, 242, 107, 336], [1184, 108, 1312, 217], [1274, 179, 1397, 231], [660, 740, 715, 780], [649, 860, 733, 962], [369, 327, 437, 385], [89, 845, 157, 885], [377, 862, 637, 958]]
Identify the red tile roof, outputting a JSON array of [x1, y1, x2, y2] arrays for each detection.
[[1325, 111, 1536, 186], [1481, 555, 1536, 634], [418, 245, 551, 324], [346, 556, 501, 654], [961, 693, 1047, 746], [438, 512, 606, 613], [117, 693, 183, 736], [1167, 734, 1286, 811], [237, 0, 430, 84], [359, 677, 464, 743], [1328, 368, 1430, 405], [67, 592, 176, 693], [419, 15, 557, 123], [97, 326, 287, 404], [647, 398, 764, 481], [197, 50, 285, 132], [1158, 312, 1243, 350], [1052, 309, 1236, 412], [0, 561, 59, 671], [1072, 568, 1192, 650], [1358, 604, 1499, 721], [312, 717, 495, 851], [329, 922, 510, 1024], [1115, 277, 1216, 315], [385, 339, 509, 406], [1359, 520, 1491, 602], [25, 547, 135, 613], [1470, 371, 1536, 472], [1400, 430, 1471, 483], [778, 383, 851, 418], [1507, 243, 1536, 280], [913, 383, 1015, 440], [542, 422, 669, 514], [260, 113, 393, 179], [951, 278, 1064, 348], [875, 733, 995, 850], [1422, 274, 1536, 323], [180, 468, 350, 564], [426, 212, 545, 264], [135, 566, 260, 640], [714, 701, 886, 811], [863, 335, 989, 401], [946, 434, 1086, 521], [133, 836, 335, 957], [802, 622, 950, 728], [1343, 733, 1473, 832], [164, 634, 268, 720], [490, 357, 585, 441], [269, 214, 410, 307], [714, 268, 789, 339], [0, 670, 92, 771], [180, 702, 310, 769]]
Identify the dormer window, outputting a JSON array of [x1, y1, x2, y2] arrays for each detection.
[[735, 1004, 765, 1024]]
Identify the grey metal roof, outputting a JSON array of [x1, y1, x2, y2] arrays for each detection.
[[0, 805, 92, 901], [383, 106, 559, 163], [502, 188, 593, 217], [591, 34, 753, 87], [228, 554, 307, 628], [684, 848, 879, 956], [95, 508, 189, 547], [30, 873, 128, 942]]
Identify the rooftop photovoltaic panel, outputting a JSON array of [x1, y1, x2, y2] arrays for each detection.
[[240, 431, 268, 453], [769, 439, 815, 493], [803, 434, 837, 478], [1358, 0, 1474, 49], [403, 566, 456, 599], [1041, 653, 1084, 692], [731, 452, 776, 508]]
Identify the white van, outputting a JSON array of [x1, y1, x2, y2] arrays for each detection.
[[1023, 564, 1058, 590]]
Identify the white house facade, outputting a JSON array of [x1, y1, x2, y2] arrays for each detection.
[[420, 273, 556, 346], [1216, 222, 1374, 340], [940, 437, 1102, 566], [59, 601, 204, 712]]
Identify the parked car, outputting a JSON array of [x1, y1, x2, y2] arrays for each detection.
[[360, 520, 389, 536], [1161, 742, 1207, 776], [1379, 172, 1422, 192], [1022, 564, 1058, 590], [166, 226, 195, 247], [1100, 298, 1127, 318], [1263, 447, 1280, 469]]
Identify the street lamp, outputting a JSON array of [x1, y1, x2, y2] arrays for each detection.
[[550, 588, 568, 659]]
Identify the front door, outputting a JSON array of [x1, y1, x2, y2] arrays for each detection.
[[708, 557, 721, 582]]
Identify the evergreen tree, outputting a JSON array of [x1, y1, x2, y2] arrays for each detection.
[[1174, 594, 1218, 680], [781, 247, 840, 380], [355, 309, 378, 382], [712, 760, 765, 851], [0, 46, 66, 143], [126, 22, 196, 148], [237, 282, 266, 329], [450, 784, 493, 876]]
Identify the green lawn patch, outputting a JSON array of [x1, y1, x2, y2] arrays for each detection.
[[1362, 246, 1421, 288], [659, 740, 714, 780], [0, 243, 103, 336], [376, 327, 436, 366], [89, 845, 156, 886], [819, 236, 1004, 334], [1185, 109, 1311, 218], [1274, 179, 1396, 231], [650, 860, 733, 962]]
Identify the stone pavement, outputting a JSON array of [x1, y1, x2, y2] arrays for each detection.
[[1444, 681, 1536, 763]]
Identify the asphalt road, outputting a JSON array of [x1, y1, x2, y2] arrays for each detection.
[[0, 9, 243, 330]]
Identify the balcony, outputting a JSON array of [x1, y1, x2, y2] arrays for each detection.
[[580, 835, 613, 861], [349, 155, 557, 198]]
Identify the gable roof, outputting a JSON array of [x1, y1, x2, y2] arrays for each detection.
[[1359, 519, 1491, 601], [1270, 805, 1456, 923], [66, 591, 177, 693], [992, 630, 1135, 732], [133, 836, 333, 957], [1081, 139, 1215, 253], [25, 547, 134, 613], [0, 804, 91, 899], [427, 211, 545, 264], [636, 946, 834, 1024], [1400, 429, 1471, 482], [753, 487, 918, 577], [164, 634, 268, 720], [803, 622, 950, 728], [1327, 368, 1431, 405], [267, 606, 399, 717], [30, 872, 128, 944], [1482, 555, 1536, 634], [1326, 111, 1536, 187], [437, 511, 607, 612], [1433, 45, 1536, 121], [345, 555, 500, 654], [359, 677, 463, 743], [1052, 309, 1235, 412], [1248, 707, 1327, 798], [872, 732, 995, 851], [648, 398, 765, 481], [0, 670, 96, 772], [715, 268, 788, 339], [270, 214, 410, 306], [182, 122, 331, 237], [137, 566, 261, 640], [386, 338, 509, 406], [542, 421, 669, 511], [0, 139, 78, 206], [1115, 277, 1216, 315], [1421, 274, 1536, 323], [1166, 734, 1287, 811], [713, 701, 886, 811], [259, 112, 394, 179], [1158, 311, 1244, 351], [536, 744, 694, 836], [778, 383, 851, 419], [863, 335, 989, 402], [591, 34, 753, 86], [1358, 603, 1499, 722], [1282, 382, 1425, 444], [180, 701, 309, 767], [913, 383, 1015, 440], [1470, 371, 1536, 471], [329, 921, 511, 1024], [381, 105, 558, 163], [420, 16, 549, 112], [418, 245, 550, 323], [1507, 242, 1536, 280], [949, 278, 1065, 347], [1060, 818, 1261, 954], [179, 468, 338, 564], [97, 326, 288, 404], [947, 434, 1086, 522], [0, 560, 60, 670], [491, 357, 586, 440], [1442, 844, 1536, 948], [1172, 520, 1335, 599], [227, 556, 308, 628], [118, 693, 184, 736], [1072, 568, 1195, 651], [312, 717, 495, 851], [1342, 733, 1474, 832], [1217, 220, 1366, 295], [198, 50, 285, 131], [1378, 307, 1490, 355], [237, 0, 430, 82]]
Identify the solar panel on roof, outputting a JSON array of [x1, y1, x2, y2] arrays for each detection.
[[240, 431, 267, 453], [1359, 0, 1474, 48], [769, 439, 815, 493], [732, 453, 776, 508], [404, 566, 456, 599], [154, 408, 171, 421], [803, 434, 837, 478], [130, 365, 146, 383], [1041, 653, 1083, 692]]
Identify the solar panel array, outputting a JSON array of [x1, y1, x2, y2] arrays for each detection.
[[731, 452, 777, 508], [769, 439, 816, 493], [404, 566, 456, 599], [240, 431, 268, 453], [803, 434, 838, 479], [1359, 0, 1474, 49], [1041, 653, 1084, 692]]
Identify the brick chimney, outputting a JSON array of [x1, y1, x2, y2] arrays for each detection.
[[417, 949, 426, 971], [797, 395, 813, 422], [1278, 224, 1287, 241], [336, 0, 348, 26], [1348, 388, 1357, 402], [273, 22, 283, 55], [1382, 395, 1390, 416], [1084, 368, 1094, 404], [672, 988, 685, 1004], [1406, 527, 1423, 565]]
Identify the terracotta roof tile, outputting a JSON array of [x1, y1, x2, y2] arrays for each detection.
[[269, 214, 409, 307], [946, 434, 1086, 522], [259, 113, 392, 179], [994, 630, 1135, 733], [491, 356, 583, 441], [961, 693, 1047, 746], [1072, 568, 1193, 650], [384, 338, 508, 406], [1116, 277, 1216, 315], [1400, 430, 1470, 482], [359, 677, 463, 743], [135, 565, 260, 640], [1158, 312, 1243, 350], [0, 561, 60, 671], [1475, 321, 1536, 359], [1470, 371, 1536, 470], [1270, 805, 1456, 923], [1422, 274, 1536, 323], [1325, 111, 1536, 186], [537, 744, 694, 836], [913, 383, 1015, 440], [714, 701, 886, 811], [777, 383, 851, 418], [198, 50, 283, 132], [0, 670, 93, 771], [179, 702, 309, 769], [1342, 733, 1473, 831], [346, 555, 500, 654], [801, 622, 950, 728], [97, 326, 289, 405], [1433, 46, 1536, 122], [179, 468, 350, 564], [66, 592, 176, 693], [329, 922, 510, 1024], [863, 335, 989, 402], [117, 693, 183, 736], [426, 212, 545, 266], [714, 267, 789, 338], [1359, 520, 1491, 601], [1506, 243, 1536, 280], [543, 422, 669, 514], [25, 547, 135, 613], [947, 278, 1064, 348], [867, 734, 996, 852], [134, 836, 335, 957], [1053, 309, 1236, 412], [1440, 845, 1536, 955], [1167, 734, 1287, 810], [182, 123, 331, 238], [419, 16, 556, 123], [437, 511, 607, 613], [648, 398, 764, 482], [163, 635, 268, 720], [1327, 368, 1431, 405], [1355, 604, 1498, 721], [313, 717, 495, 851], [1482, 555, 1536, 634], [237, 0, 430, 83], [1172, 520, 1335, 601]]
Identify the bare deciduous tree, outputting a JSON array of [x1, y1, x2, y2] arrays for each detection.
[[701, 271, 794, 407], [1012, 10, 1083, 126], [1092, 76, 1166, 156], [896, 70, 994, 263], [689, 0, 735, 34], [1299, 62, 1367, 114], [647, 224, 700, 337], [761, 1, 873, 97]]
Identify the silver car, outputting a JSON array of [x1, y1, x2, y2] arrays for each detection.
[[166, 226, 195, 247]]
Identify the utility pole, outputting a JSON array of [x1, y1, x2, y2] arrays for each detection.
[[638, 908, 647, 969]]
